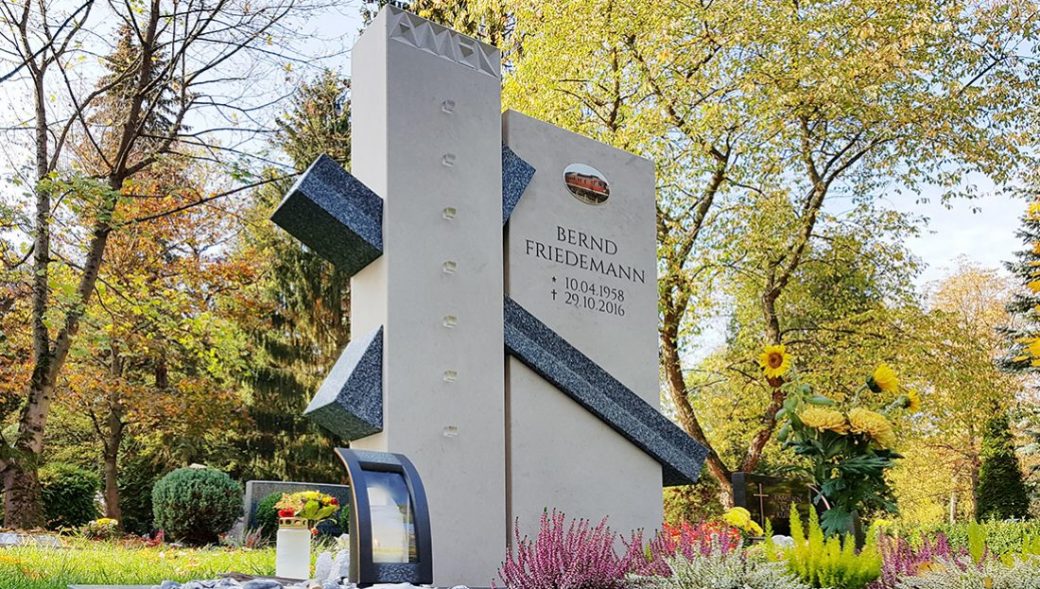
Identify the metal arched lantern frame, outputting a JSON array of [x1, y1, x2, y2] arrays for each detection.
[[335, 448, 433, 586]]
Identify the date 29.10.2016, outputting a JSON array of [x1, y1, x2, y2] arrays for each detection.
[[557, 276, 625, 317]]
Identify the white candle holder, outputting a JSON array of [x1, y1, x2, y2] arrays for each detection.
[[275, 517, 311, 580]]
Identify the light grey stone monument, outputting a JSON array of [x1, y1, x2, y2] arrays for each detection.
[[271, 6, 707, 586]]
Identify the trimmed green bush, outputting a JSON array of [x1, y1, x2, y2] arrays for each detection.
[[40, 463, 100, 530], [253, 492, 282, 538], [152, 467, 242, 545], [976, 414, 1029, 521]]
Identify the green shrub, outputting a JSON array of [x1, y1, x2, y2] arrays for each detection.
[[896, 520, 1040, 557], [976, 414, 1030, 521], [118, 453, 165, 535], [967, 521, 986, 564], [40, 462, 100, 530], [769, 505, 881, 589], [253, 492, 282, 538], [663, 479, 724, 527], [152, 466, 242, 545]]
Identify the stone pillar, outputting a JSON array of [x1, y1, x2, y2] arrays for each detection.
[[349, 8, 506, 585]]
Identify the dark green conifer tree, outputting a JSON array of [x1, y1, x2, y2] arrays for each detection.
[[1002, 196, 1040, 371], [975, 413, 1030, 521], [232, 70, 353, 483]]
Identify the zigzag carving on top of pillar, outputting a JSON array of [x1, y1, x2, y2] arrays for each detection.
[[387, 7, 500, 79]]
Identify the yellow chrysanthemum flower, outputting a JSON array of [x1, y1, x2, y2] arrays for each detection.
[[848, 408, 896, 448], [722, 507, 763, 535], [757, 344, 791, 379], [905, 389, 921, 413], [1030, 281, 1040, 293], [868, 363, 899, 393], [722, 507, 751, 528], [799, 407, 849, 434]]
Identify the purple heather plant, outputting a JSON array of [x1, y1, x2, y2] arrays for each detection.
[[497, 510, 644, 589], [870, 533, 968, 589]]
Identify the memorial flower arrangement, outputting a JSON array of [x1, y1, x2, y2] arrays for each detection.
[[275, 490, 340, 530], [772, 351, 919, 537], [722, 507, 765, 538], [81, 517, 120, 540]]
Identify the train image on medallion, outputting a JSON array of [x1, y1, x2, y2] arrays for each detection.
[[564, 164, 610, 204]]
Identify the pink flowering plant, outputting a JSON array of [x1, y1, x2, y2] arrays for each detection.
[[869, 533, 963, 589], [497, 510, 644, 589]]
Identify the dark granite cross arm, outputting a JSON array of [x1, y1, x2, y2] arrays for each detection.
[[271, 155, 384, 277], [271, 149, 532, 442], [270, 155, 386, 439], [272, 148, 533, 273], [504, 297, 708, 486]]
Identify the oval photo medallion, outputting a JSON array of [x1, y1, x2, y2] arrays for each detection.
[[563, 163, 610, 205]]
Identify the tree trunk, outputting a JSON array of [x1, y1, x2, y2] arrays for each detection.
[[970, 455, 982, 519], [3, 0, 152, 530], [660, 305, 734, 505], [4, 51, 53, 531], [103, 413, 124, 524], [3, 461, 43, 529], [5, 371, 54, 528]]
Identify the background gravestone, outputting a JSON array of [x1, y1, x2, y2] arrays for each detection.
[[732, 472, 813, 535]]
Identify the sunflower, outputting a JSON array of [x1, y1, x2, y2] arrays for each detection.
[[867, 363, 899, 393], [905, 389, 921, 412], [848, 408, 896, 448], [799, 407, 849, 434], [758, 344, 791, 379]]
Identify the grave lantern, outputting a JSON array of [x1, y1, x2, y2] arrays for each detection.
[[335, 448, 433, 586]]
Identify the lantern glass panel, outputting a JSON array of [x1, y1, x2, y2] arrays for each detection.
[[366, 470, 417, 563]]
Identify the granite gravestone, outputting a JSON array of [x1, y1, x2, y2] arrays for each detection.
[[732, 472, 813, 536], [271, 6, 707, 585]]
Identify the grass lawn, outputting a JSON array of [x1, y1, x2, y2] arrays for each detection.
[[0, 538, 275, 589]]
